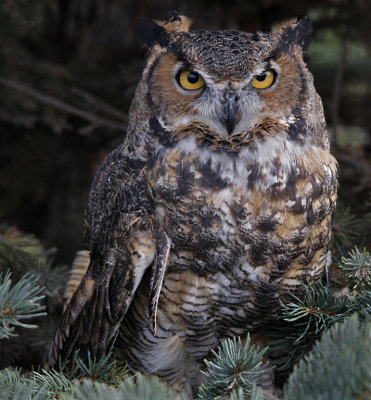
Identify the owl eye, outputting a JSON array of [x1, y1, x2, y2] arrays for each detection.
[[250, 70, 276, 89], [177, 70, 205, 91]]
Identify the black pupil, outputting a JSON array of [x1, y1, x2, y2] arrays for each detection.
[[187, 72, 199, 84], [256, 73, 267, 82]]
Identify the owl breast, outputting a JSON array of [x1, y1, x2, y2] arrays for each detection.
[[147, 134, 337, 329], [116, 130, 336, 386]]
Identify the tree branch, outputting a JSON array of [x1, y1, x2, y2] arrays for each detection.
[[71, 86, 127, 122], [0, 76, 127, 134]]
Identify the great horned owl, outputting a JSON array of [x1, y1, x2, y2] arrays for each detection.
[[49, 12, 338, 399]]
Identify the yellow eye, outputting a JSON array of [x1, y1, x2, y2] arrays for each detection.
[[177, 70, 205, 91], [250, 70, 276, 89]]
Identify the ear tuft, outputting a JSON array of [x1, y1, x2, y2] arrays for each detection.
[[135, 11, 191, 49], [134, 18, 170, 48], [157, 11, 192, 33], [273, 16, 313, 52], [293, 16, 313, 51]]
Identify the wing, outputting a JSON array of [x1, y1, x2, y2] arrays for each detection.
[[48, 145, 170, 366]]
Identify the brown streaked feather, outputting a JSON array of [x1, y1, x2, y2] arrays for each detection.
[[48, 212, 157, 366], [63, 250, 90, 310], [149, 231, 172, 335]]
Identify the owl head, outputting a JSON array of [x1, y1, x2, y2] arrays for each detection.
[[133, 12, 323, 151]]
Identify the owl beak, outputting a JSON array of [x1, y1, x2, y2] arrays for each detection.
[[222, 92, 239, 135]]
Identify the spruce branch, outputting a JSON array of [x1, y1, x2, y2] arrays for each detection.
[[226, 385, 263, 400], [0, 367, 25, 391], [0, 381, 47, 400], [268, 283, 351, 367], [73, 374, 177, 400], [351, 290, 371, 320], [0, 367, 48, 400], [339, 247, 371, 292], [0, 232, 67, 361], [75, 352, 128, 385], [284, 314, 371, 400], [118, 373, 178, 400], [0, 236, 43, 278], [0, 270, 46, 339], [31, 369, 73, 396], [0, 235, 68, 311], [0, 234, 44, 258], [197, 335, 269, 400], [281, 283, 349, 333], [227, 387, 246, 400], [72, 380, 121, 400]]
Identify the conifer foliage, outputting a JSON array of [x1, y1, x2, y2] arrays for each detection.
[[0, 0, 370, 397], [285, 314, 371, 400], [197, 336, 268, 400], [0, 217, 370, 398], [0, 270, 45, 339]]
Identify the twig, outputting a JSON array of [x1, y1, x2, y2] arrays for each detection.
[[0, 76, 127, 133], [0, 108, 38, 129], [78, 122, 103, 135], [71, 86, 127, 122], [34, 247, 58, 259]]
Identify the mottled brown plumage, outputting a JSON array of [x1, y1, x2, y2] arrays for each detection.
[[49, 12, 338, 399]]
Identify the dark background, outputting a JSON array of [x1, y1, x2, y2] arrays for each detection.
[[0, 0, 370, 264]]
